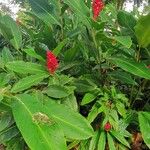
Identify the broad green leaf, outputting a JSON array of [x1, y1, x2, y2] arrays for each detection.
[[98, 131, 106, 150], [6, 61, 47, 74], [110, 58, 150, 79], [43, 97, 94, 139], [109, 70, 137, 85], [1, 47, 14, 64], [81, 93, 96, 106], [110, 130, 130, 148], [28, 0, 61, 26], [53, 39, 68, 56], [89, 131, 100, 150], [138, 112, 150, 148], [43, 85, 73, 99], [107, 133, 116, 150], [23, 48, 45, 62], [0, 15, 22, 50], [117, 11, 137, 30], [12, 94, 67, 150], [135, 14, 150, 48], [11, 73, 49, 93], [113, 36, 132, 48]]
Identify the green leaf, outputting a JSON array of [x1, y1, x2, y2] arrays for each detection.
[[5, 137, 24, 150], [74, 79, 97, 93], [64, 47, 79, 62], [87, 105, 104, 123], [61, 94, 78, 112], [135, 14, 150, 48], [53, 39, 68, 56], [0, 15, 22, 50], [109, 70, 137, 85], [23, 48, 45, 62], [43, 97, 94, 139], [138, 112, 150, 148], [1, 47, 14, 64], [116, 101, 126, 118], [81, 93, 97, 105], [113, 36, 132, 48], [0, 113, 12, 132], [0, 73, 12, 87], [43, 85, 73, 99], [98, 131, 106, 150], [0, 103, 11, 112], [110, 58, 150, 79], [63, 0, 90, 28], [11, 73, 49, 93], [110, 130, 130, 148], [89, 131, 100, 150], [12, 94, 67, 150], [0, 126, 19, 143], [107, 133, 116, 150], [6, 61, 47, 74], [28, 0, 61, 26], [117, 10, 137, 30]]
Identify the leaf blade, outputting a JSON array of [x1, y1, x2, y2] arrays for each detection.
[[12, 94, 67, 150], [11, 73, 49, 93], [110, 58, 150, 79]]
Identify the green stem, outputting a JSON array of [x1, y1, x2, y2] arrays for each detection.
[[130, 46, 141, 103], [91, 29, 102, 82]]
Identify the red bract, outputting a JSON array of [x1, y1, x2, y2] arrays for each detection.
[[147, 65, 150, 69], [46, 50, 59, 74], [104, 122, 111, 132], [92, 0, 104, 21]]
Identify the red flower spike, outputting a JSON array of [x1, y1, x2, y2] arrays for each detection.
[[104, 122, 111, 132], [92, 0, 104, 21], [46, 50, 59, 74]]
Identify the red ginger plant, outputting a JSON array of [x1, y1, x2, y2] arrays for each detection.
[[46, 50, 59, 74], [92, 0, 104, 21]]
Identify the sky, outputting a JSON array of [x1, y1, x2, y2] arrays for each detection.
[[0, 0, 20, 18]]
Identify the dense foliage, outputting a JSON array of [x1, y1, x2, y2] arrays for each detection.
[[0, 0, 150, 150]]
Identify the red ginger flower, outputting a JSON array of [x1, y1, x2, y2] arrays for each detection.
[[46, 50, 59, 74], [147, 65, 150, 69], [104, 122, 111, 132], [92, 0, 104, 21]]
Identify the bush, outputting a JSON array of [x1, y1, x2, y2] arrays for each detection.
[[0, 0, 150, 149]]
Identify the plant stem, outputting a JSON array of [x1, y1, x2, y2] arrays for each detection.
[[130, 46, 141, 103]]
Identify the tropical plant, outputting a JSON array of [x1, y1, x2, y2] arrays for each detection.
[[0, 0, 150, 150]]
